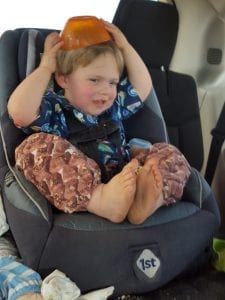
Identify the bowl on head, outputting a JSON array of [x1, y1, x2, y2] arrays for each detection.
[[60, 16, 112, 50]]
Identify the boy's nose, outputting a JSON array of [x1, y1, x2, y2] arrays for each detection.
[[98, 82, 111, 95]]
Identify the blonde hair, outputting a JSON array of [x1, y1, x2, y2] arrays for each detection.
[[56, 41, 124, 76]]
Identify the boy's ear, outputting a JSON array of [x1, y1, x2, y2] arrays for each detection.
[[55, 73, 67, 88]]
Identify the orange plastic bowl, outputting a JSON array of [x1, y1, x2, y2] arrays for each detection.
[[60, 16, 112, 50]]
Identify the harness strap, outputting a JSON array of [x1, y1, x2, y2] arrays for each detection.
[[64, 110, 126, 183], [70, 118, 120, 143]]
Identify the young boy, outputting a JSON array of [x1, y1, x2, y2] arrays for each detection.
[[8, 16, 191, 224]]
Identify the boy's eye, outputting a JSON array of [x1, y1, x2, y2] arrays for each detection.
[[110, 81, 118, 86], [89, 78, 98, 83]]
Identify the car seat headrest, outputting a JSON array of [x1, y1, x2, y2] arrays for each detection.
[[113, 0, 179, 69], [18, 29, 45, 82]]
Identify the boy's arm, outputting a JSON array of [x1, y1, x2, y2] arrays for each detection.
[[103, 20, 152, 102], [7, 32, 63, 127]]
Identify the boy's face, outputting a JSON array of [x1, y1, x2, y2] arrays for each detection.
[[57, 52, 120, 116]]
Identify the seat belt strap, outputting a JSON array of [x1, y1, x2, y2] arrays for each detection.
[[205, 101, 225, 185]]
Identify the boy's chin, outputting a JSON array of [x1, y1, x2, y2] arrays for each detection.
[[90, 108, 108, 116]]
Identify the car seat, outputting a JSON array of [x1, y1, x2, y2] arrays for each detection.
[[0, 8, 221, 300], [113, 0, 204, 172]]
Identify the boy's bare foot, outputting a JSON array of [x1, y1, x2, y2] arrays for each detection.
[[87, 159, 138, 223], [127, 161, 164, 224]]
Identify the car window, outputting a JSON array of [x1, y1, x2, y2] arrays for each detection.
[[0, 0, 120, 36]]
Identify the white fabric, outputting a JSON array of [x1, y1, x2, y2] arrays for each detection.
[[41, 270, 80, 299], [0, 237, 18, 257], [0, 194, 9, 236], [41, 269, 114, 300]]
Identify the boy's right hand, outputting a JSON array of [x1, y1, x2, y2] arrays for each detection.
[[40, 32, 63, 74]]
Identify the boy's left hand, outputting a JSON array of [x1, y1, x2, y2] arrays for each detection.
[[101, 19, 129, 50]]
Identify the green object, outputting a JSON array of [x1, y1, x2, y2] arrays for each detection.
[[212, 238, 225, 272]]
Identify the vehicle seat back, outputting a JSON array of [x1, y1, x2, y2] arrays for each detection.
[[113, 0, 204, 171]]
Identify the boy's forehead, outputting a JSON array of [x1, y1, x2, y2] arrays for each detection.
[[79, 52, 117, 67], [79, 68, 120, 79]]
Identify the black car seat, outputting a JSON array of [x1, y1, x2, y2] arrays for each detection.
[[113, 0, 204, 172], [0, 6, 220, 299]]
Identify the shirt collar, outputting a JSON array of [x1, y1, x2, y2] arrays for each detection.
[[56, 91, 99, 126]]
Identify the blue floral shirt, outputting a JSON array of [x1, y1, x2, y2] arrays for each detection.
[[22, 77, 144, 169]]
